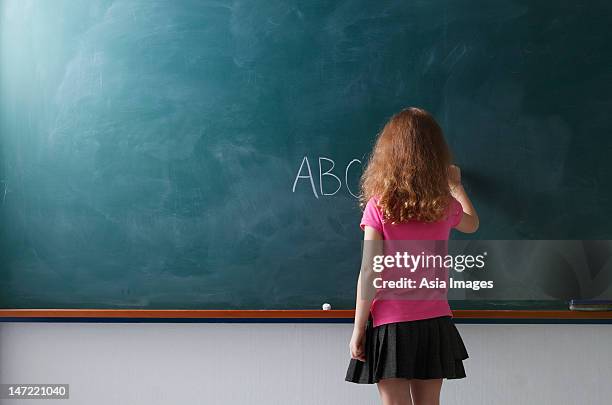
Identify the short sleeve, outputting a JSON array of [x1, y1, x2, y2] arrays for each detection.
[[449, 198, 464, 227], [360, 197, 384, 234]]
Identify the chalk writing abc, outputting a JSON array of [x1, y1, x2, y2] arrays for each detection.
[[292, 156, 362, 198]]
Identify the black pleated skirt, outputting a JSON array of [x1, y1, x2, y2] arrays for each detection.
[[345, 316, 469, 384]]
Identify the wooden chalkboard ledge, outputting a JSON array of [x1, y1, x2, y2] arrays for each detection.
[[0, 309, 612, 323]]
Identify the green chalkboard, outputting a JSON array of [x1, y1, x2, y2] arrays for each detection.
[[1, 0, 611, 310]]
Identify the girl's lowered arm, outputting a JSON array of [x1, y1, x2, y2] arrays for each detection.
[[349, 226, 382, 361]]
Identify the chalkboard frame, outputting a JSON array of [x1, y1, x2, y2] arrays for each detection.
[[1, 310, 611, 324]]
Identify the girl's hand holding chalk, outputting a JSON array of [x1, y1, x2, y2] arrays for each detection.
[[449, 164, 462, 187], [448, 164, 480, 233]]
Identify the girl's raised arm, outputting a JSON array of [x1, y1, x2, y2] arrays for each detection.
[[449, 165, 480, 234]]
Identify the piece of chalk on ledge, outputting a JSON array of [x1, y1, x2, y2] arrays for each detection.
[[322, 303, 332, 310]]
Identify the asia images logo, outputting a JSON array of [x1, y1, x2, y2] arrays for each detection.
[[291, 156, 362, 198]]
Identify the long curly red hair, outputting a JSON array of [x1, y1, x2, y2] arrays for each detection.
[[360, 107, 452, 224]]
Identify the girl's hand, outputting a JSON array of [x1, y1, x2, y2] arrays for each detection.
[[349, 329, 366, 362], [448, 164, 462, 187], [448, 163, 480, 233]]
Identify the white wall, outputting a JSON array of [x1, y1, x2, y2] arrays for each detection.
[[1, 322, 611, 405]]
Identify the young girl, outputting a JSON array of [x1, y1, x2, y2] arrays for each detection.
[[345, 107, 479, 405]]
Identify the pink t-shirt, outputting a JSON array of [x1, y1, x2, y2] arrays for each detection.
[[360, 196, 463, 327]]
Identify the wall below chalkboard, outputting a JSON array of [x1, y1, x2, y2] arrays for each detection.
[[2, 322, 611, 404]]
